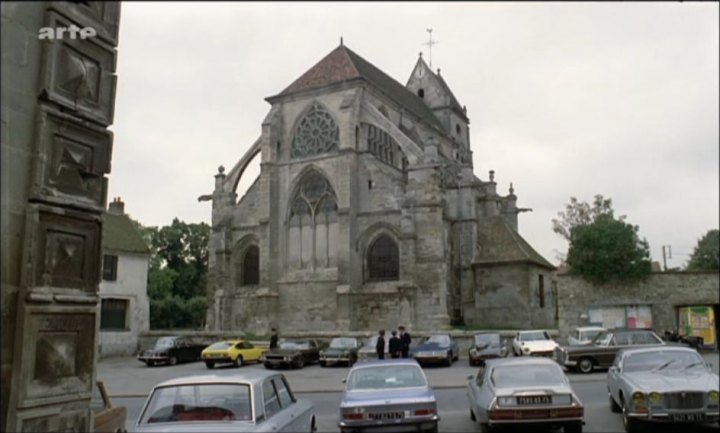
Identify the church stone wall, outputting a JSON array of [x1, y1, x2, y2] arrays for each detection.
[[469, 264, 532, 328]]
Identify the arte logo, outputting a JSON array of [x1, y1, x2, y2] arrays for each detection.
[[38, 25, 97, 40]]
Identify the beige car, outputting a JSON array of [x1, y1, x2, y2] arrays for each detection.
[[91, 381, 127, 433]]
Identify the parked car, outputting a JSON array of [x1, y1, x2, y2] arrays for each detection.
[[137, 336, 206, 367], [320, 337, 362, 367], [469, 333, 507, 366], [135, 371, 315, 432], [567, 326, 607, 346], [262, 339, 320, 369], [91, 381, 127, 433], [413, 334, 460, 366], [512, 330, 559, 357], [358, 335, 390, 361], [607, 346, 719, 432], [467, 357, 584, 433], [554, 328, 666, 374], [338, 359, 439, 433], [201, 339, 267, 369]]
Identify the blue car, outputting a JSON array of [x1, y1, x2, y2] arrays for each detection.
[[338, 359, 439, 433], [413, 334, 460, 366]]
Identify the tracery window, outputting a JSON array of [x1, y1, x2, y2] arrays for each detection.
[[291, 103, 339, 158], [287, 170, 339, 269], [367, 234, 399, 281], [242, 245, 259, 285]]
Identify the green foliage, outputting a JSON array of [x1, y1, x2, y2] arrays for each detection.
[[134, 218, 211, 329], [552, 194, 625, 242], [686, 229, 720, 271], [566, 216, 651, 284]]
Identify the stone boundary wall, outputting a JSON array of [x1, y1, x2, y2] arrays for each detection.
[[557, 272, 719, 341]]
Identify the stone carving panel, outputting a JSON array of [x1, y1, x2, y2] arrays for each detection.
[[49, 1, 121, 45], [31, 106, 112, 211], [15, 306, 95, 409], [26, 205, 102, 291], [41, 11, 117, 126]]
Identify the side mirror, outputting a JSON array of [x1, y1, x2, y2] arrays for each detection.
[[707, 362, 714, 369], [466, 375, 474, 381], [341, 378, 347, 384]]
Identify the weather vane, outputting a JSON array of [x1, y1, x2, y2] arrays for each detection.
[[424, 28, 439, 69]]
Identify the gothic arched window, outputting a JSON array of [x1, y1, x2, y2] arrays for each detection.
[[367, 234, 399, 281], [291, 103, 339, 158], [242, 245, 259, 285]]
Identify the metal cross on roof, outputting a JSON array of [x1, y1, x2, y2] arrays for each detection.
[[424, 28, 439, 69]]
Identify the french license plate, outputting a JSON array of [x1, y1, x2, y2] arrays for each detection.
[[671, 413, 703, 422], [517, 396, 551, 405]]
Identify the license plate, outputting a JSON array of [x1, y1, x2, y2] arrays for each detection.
[[671, 413, 703, 422], [517, 396, 551, 405]]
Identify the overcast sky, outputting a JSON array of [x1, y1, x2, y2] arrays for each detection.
[[110, 2, 719, 269]]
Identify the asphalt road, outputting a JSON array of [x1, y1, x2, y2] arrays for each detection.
[[105, 353, 720, 433]]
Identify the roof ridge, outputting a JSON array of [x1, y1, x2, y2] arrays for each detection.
[[279, 44, 361, 95]]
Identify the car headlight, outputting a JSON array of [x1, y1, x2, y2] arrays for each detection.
[[649, 392, 662, 404], [497, 396, 514, 406], [709, 391, 719, 402], [632, 392, 646, 408], [469, 348, 478, 355], [523, 347, 530, 353], [319, 351, 325, 356]]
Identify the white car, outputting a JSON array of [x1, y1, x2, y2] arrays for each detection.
[[567, 326, 607, 346], [135, 371, 315, 432], [512, 330, 558, 357]]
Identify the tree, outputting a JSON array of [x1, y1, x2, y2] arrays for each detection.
[[552, 194, 625, 242], [686, 229, 719, 271], [566, 216, 652, 284]]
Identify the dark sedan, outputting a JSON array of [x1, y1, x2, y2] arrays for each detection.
[[413, 334, 459, 367], [469, 332, 508, 366], [262, 339, 320, 369], [137, 336, 206, 367], [554, 329, 667, 374], [320, 337, 362, 367]]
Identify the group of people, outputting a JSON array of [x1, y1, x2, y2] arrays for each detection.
[[375, 326, 411, 359]]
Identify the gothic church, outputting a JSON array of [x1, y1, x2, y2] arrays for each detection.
[[204, 43, 556, 334]]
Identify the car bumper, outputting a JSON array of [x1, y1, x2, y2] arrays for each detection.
[[339, 415, 439, 432], [414, 356, 448, 364], [321, 357, 352, 364], [562, 360, 577, 367], [202, 356, 233, 363], [264, 358, 293, 366], [626, 410, 719, 423], [137, 355, 168, 362]]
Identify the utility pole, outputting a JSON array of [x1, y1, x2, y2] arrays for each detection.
[[662, 245, 672, 271]]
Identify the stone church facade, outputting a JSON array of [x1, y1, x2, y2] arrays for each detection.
[[205, 43, 556, 334]]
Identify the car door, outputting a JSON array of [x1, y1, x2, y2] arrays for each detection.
[[175, 337, 189, 362], [307, 340, 319, 363], [273, 376, 309, 432], [261, 377, 283, 430], [606, 353, 623, 404], [470, 364, 491, 422]]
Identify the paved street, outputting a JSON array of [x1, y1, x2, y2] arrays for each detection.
[[102, 353, 720, 432]]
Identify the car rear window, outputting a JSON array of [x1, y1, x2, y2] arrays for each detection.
[[347, 365, 428, 390], [207, 342, 232, 350], [491, 364, 565, 388], [139, 383, 252, 424]]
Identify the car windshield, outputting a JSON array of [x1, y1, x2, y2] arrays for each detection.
[[207, 342, 232, 350], [346, 365, 428, 390], [279, 340, 310, 350], [155, 337, 176, 349], [474, 334, 500, 346], [580, 330, 602, 341], [139, 383, 252, 424], [491, 364, 565, 388], [426, 335, 450, 345], [330, 338, 357, 349], [519, 332, 548, 341], [623, 350, 704, 372], [593, 332, 612, 346]]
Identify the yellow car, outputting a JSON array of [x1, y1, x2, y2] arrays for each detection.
[[201, 340, 267, 369]]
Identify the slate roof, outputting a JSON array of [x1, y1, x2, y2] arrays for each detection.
[[434, 71, 467, 121], [103, 212, 150, 255], [271, 44, 445, 132], [474, 217, 555, 270]]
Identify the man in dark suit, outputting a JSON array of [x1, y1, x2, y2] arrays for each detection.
[[389, 330, 401, 358], [399, 325, 411, 358], [376, 329, 386, 359], [270, 328, 279, 350]]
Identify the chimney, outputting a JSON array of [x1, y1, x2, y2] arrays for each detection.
[[108, 197, 125, 215]]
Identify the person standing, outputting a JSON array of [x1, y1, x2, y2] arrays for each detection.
[[399, 325, 411, 358], [376, 329, 386, 359], [269, 328, 279, 350], [389, 330, 401, 358]]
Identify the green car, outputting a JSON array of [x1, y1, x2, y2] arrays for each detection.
[[320, 337, 362, 367]]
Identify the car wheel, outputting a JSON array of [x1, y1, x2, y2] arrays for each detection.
[[621, 396, 639, 433], [168, 356, 178, 366], [294, 357, 305, 369], [577, 357, 594, 374], [235, 356, 244, 368], [145, 361, 154, 367], [264, 362, 273, 369], [480, 422, 493, 433], [470, 408, 476, 421], [320, 361, 326, 367], [445, 353, 452, 366], [609, 392, 621, 413], [205, 361, 214, 369], [564, 422, 582, 433]]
